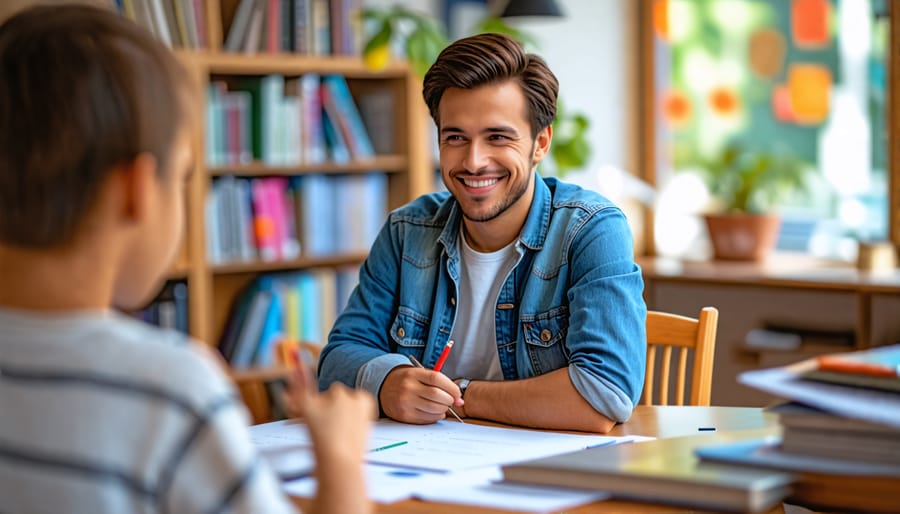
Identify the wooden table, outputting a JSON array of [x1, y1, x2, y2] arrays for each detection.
[[292, 405, 781, 514]]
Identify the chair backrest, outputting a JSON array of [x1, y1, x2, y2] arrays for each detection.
[[642, 307, 719, 406]]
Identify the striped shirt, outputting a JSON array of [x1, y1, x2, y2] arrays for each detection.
[[0, 308, 296, 514]]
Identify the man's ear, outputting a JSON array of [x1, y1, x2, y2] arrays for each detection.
[[531, 125, 553, 165], [117, 153, 158, 222]]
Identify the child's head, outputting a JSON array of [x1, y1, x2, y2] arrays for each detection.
[[0, 5, 194, 308]]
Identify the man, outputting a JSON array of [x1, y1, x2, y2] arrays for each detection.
[[319, 33, 645, 433]]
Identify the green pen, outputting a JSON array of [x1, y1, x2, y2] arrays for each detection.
[[370, 441, 408, 452]]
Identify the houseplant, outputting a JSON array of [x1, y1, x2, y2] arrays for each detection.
[[688, 142, 811, 261]]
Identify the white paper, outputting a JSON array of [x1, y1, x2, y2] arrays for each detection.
[[365, 419, 643, 472], [283, 463, 438, 504], [740, 365, 900, 428], [413, 466, 610, 513]]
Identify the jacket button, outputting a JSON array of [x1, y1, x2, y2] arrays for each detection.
[[450, 297, 456, 306], [540, 329, 552, 342], [397, 327, 405, 338]]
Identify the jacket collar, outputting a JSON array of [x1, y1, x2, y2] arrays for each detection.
[[437, 171, 551, 256]]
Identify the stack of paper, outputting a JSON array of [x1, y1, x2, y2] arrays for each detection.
[[250, 418, 649, 512]]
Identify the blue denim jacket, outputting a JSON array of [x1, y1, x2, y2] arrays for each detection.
[[318, 174, 646, 422]]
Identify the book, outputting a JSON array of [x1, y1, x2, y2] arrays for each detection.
[[802, 344, 900, 393], [739, 359, 900, 428], [502, 433, 792, 513], [770, 402, 900, 466], [697, 439, 900, 513]]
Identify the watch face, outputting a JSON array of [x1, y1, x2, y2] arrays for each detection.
[[459, 378, 470, 396]]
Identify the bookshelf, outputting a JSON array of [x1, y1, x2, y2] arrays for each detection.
[[127, 1, 435, 381]]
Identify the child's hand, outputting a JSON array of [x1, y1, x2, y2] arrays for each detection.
[[284, 360, 375, 464]]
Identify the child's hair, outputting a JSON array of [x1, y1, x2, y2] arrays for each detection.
[[0, 5, 192, 248]]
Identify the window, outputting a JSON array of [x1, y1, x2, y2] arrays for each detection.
[[643, 0, 893, 261]]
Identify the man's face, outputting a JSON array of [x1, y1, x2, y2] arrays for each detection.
[[437, 80, 550, 225]]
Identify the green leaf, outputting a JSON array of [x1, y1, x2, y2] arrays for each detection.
[[363, 21, 392, 56]]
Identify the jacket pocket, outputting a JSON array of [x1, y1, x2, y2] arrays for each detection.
[[521, 307, 569, 374], [390, 306, 430, 351]]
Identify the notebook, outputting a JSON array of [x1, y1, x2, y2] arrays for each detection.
[[501, 432, 792, 513], [802, 344, 900, 393]]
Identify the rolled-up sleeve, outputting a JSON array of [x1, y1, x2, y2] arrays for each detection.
[[564, 206, 647, 422]]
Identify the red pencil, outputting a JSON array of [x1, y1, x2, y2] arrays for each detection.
[[433, 340, 455, 373]]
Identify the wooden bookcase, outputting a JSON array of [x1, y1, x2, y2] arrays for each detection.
[[174, 52, 432, 349], [157, 1, 433, 367]]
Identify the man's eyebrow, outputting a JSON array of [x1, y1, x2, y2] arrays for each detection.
[[439, 126, 520, 136], [483, 126, 519, 136], [440, 126, 465, 135]]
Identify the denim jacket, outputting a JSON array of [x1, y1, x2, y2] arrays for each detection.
[[318, 174, 646, 422]]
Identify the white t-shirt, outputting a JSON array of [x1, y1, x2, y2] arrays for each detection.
[[440, 230, 519, 381], [0, 308, 295, 514]]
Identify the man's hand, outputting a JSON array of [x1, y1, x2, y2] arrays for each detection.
[[379, 365, 463, 424]]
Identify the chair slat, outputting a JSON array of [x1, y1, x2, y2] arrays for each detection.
[[659, 345, 672, 405], [643, 345, 657, 406], [676, 347, 688, 406]]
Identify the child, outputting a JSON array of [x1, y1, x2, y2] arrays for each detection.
[[0, 5, 373, 514]]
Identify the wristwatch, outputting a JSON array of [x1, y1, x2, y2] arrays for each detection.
[[457, 378, 471, 399]]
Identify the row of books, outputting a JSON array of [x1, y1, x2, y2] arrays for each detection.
[[205, 173, 387, 265], [117, 0, 209, 49], [206, 74, 376, 166], [224, 0, 362, 55], [218, 269, 358, 368], [132, 281, 189, 333]]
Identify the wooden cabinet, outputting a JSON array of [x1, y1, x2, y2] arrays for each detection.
[[639, 256, 900, 406]]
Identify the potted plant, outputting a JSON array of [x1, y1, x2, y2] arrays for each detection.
[[689, 142, 811, 261]]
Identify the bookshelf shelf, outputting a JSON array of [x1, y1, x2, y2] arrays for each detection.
[[197, 53, 411, 78], [210, 252, 370, 275], [207, 155, 408, 176]]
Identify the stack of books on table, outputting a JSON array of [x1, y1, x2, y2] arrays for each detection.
[[698, 344, 900, 513]]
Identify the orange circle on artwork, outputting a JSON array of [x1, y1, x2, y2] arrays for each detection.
[[708, 87, 740, 116], [749, 29, 786, 79], [662, 90, 691, 127]]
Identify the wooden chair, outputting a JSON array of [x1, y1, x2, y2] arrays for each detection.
[[642, 307, 719, 406]]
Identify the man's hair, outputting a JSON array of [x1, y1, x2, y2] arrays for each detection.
[[422, 33, 558, 138], [0, 4, 192, 247]]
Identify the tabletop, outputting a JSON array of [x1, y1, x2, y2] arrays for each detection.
[[291, 405, 782, 514]]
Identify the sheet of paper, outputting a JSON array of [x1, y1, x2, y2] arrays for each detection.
[[366, 419, 646, 472], [740, 365, 900, 428], [414, 466, 610, 513], [283, 463, 439, 504], [251, 418, 651, 478]]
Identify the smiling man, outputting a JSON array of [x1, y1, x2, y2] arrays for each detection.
[[318, 33, 646, 433]]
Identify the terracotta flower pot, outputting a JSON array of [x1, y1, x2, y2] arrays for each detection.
[[704, 213, 781, 261]]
